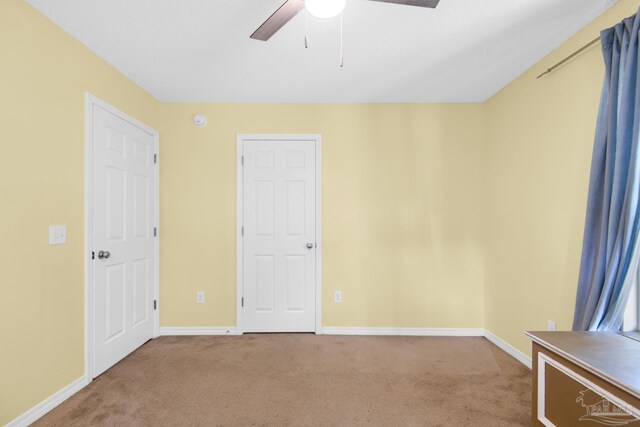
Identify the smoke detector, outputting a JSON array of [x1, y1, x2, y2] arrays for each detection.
[[193, 114, 207, 127]]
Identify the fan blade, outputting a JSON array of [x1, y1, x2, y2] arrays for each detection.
[[369, 0, 440, 8], [250, 0, 305, 41]]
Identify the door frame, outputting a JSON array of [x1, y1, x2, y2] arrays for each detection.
[[236, 134, 322, 335], [84, 93, 160, 381]]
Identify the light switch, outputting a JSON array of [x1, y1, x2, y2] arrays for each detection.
[[49, 225, 67, 245], [334, 291, 342, 303]]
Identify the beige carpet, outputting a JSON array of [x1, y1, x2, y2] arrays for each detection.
[[35, 335, 531, 426]]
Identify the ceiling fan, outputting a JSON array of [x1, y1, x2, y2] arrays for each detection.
[[250, 0, 441, 41]]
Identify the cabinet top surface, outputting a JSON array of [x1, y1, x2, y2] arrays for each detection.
[[526, 331, 640, 399]]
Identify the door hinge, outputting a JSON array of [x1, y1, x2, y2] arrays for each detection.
[[241, 226, 244, 236], [154, 153, 158, 164], [241, 297, 244, 307], [241, 155, 244, 166], [154, 227, 157, 237], [154, 300, 157, 310], [91, 251, 95, 260]]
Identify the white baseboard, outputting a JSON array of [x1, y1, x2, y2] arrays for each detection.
[[321, 327, 485, 336], [6, 376, 89, 427], [484, 330, 532, 369], [159, 326, 239, 336]]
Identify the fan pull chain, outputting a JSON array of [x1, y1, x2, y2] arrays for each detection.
[[340, 13, 344, 67], [305, 10, 309, 48]]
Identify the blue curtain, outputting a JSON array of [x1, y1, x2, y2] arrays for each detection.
[[573, 10, 640, 331]]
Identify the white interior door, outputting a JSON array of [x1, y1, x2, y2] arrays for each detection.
[[242, 138, 317, 332], [92, 104, 156, 377]]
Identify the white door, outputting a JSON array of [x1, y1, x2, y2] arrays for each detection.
[[242, 138, 318, 332], [92, 104, 156, 377]]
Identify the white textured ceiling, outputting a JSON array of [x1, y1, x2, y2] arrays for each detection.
[[26, 0, 618, 103]]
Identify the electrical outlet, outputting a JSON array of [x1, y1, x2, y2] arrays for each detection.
[[196, 291, 205, 304], [334, 291, 342, 303], [49, 225, 67, 245], [547, 320, 556, 331]]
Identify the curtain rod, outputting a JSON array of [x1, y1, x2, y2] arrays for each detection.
[[536, 12, 637, 79], [536, 36, 601, 79]]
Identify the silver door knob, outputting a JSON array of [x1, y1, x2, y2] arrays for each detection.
[[306, 243, 314, 249], [98, 250, 111, 260]]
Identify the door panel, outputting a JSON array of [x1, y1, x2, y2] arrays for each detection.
[[132, 258, 149, 326], [255, 181, 275, 236], [242, 139, 316, 332], [285, 255, 305, 311], [93, 104, 155, 377], [255, 255, 276, 312], [285, 181, 305, 235], [105, 263, 126, 341], [133, 174, 149, 238], [106, 167, 125, 241]]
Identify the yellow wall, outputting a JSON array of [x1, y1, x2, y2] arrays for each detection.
[[483, 0, 639, 356], [0, 0, 159, 424], [158, 104, 485, 329]]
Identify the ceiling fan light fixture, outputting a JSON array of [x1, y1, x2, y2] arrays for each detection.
[[305, 0, 347, 19]]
